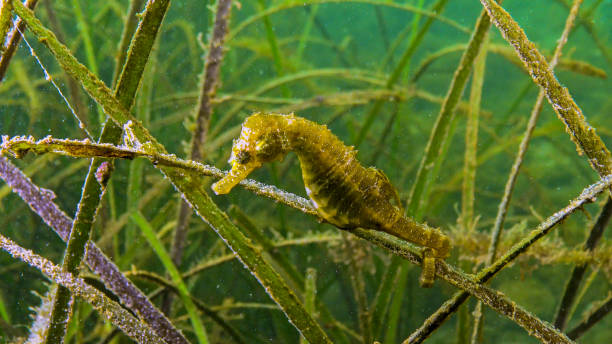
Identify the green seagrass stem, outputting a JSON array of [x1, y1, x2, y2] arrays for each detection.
[[11, 1, 190, 343], [0, 0, 39, 81], [167, 0, 233, 315], [10, 2, 331, 342], [0, 233, 165, 344], [478, 0, 612, 177], [0, 0, 13, 53], [6, 134, 609, 344]]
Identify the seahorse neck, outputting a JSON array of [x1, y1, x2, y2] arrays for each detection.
[[285, 117, 344, 158]]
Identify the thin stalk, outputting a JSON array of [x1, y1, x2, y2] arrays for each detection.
[[168, 0, 232, 313], [401, 0, 426, 83], [300, 268, 317, 344], [343, 234, 371, 344], [461, 41, 487, 232], [567, 293, 612, 340], [12, 3, 331, 339], [407, 3, 497, 219], [354, 0, 448, 147], [370, 255, 400, 339], [383, 263, 409, 344], [70, 0, 97, 77], [296, 4, 318, 61], [472, 1, 583, 340], [374, 7, 389, 51], [0, 0, 39, 82], [70, 0, 104, 126], [189, 0, 231, 162], [462, 32, 488, 344], [554, 0, 612, 69], [257, 0, 289, 96], [0, 0, 14, 53], [311, 10, 352, 67], [380, 0, 429, 72], [11, 1, 187, 343], [111, 0, 146, 87], [7, 136, 611, 344], [0, 233, 166, 344], [131, 212, 209, 344], [478, 0, 612, 176], [554, 197, 612, 329], [566, 267, 600, 323]]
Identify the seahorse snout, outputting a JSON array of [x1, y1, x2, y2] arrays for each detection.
[[212, 162, 259, 195]]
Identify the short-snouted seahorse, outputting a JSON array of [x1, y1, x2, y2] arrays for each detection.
[[212, 112, 450, 287]]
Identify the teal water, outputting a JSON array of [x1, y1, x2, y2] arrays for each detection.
[[0, 0, 610, 343]]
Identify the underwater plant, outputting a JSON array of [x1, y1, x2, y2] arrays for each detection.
[[0, 0, 610, 343]]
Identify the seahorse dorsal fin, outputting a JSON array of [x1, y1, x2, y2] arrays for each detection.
[[370, 167, 403, 211]]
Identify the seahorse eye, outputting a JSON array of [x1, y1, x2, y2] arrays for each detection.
[[255, 134, 282, 161], [236, 150, 251, 164]]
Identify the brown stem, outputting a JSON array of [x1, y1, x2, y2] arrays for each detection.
[[0, 156, 189, 344], [554, 196, 612, 330], [567, 293, 612, 340], [471, 0, 584, 340], [41, 3, 89, 136], [167, 0, 233, 313], [0, 0, 39, 82]]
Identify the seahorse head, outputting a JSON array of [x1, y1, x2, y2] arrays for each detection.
[[212, 113, 292, 195]]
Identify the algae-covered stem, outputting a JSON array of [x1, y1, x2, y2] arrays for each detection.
[[111, 0, 146, 88], [6, 2, 603, 340], [474, 0, 584, 340], [0, 0, 39, 81], [478, 0, 612, 176], [41, 0, 89, 132], [9, 0, 191, 343], [477, 0, 612, 337], [4, 133, 610, 343], [407, 0, 607, 341], [556, 200, 612, 331], [0, 233, 166, 344], [0, 0, 14, 53], [567, 293, 612, 340], [168, 0, 233, 314], [11, 2, 331, 340], [165, 0, 227, 306]]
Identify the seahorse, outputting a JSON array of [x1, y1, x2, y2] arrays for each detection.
[[212, 113, 450, 287]]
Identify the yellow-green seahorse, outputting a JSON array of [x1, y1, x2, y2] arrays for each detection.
[[212, 113, 450, 287]]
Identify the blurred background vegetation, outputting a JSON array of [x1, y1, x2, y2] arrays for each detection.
[[0, 0, 610, 343]]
